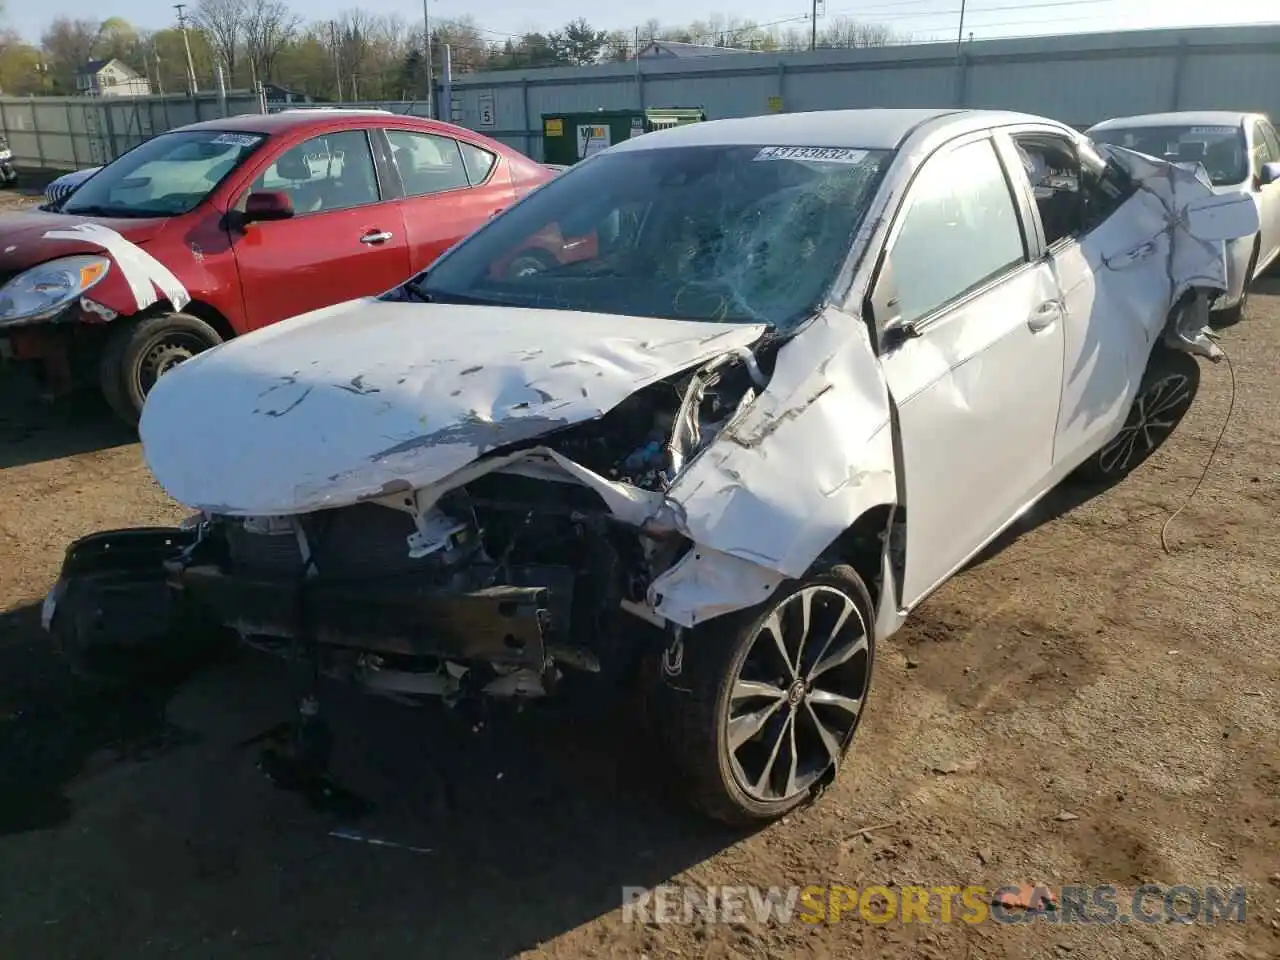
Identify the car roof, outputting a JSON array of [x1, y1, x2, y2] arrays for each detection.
[[1087, 111, 1256, 132], [169, 110, 476, 138], [608, 108, 1071, 153]]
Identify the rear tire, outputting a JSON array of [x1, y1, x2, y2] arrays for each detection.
[[99, 312, 223, 426], [1073, 347, 1200, 485], [651, 564, 876, 825], [504, 249, 558, 279]]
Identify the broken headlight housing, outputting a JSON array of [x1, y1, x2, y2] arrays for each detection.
[[0, 255, 111, 326]]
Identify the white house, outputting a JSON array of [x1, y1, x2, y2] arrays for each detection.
[[76, 59, 151, 97]]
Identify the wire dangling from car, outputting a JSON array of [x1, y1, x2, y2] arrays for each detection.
[[1160, 338, 1237, 554]]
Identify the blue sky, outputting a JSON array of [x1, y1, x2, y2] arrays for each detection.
[[5, 0, 1272, 45]]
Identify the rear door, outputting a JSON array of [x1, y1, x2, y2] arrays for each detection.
[[231, 128, 411, 331], [383, 128, 517, 273]]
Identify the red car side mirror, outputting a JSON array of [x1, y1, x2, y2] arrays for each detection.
[[243, 190, 294, 224]]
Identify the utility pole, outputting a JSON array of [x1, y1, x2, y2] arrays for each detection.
[[153, 45, 165, 96], [422, 0, 434, 117], [956, 0, 968, 58], [174, 3, 199, 94], [810, 0, 819, 51], [330, 20, 344, 101]]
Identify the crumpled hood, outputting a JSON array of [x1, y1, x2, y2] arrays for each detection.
[[0, 210, 168, 275], [140, 299, 767, 516]]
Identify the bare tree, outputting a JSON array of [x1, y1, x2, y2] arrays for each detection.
[[432, 16, 488, 75], [244, 0, 299, 85], [40, 17, 102, 91], [194, 0, 246, 85], [819, 17, 900, 48], [333, 9, 375, 101]]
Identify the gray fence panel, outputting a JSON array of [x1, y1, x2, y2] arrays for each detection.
[[644, 71, 774, 118], [784, 64, 957, 112], [1, 101, 39, 167], [965, 54, 1181, 126], [0, 92, 262, 171], [1180, 52, 1276, 113], [5, 27, 1279, 172], [439, 24, 1280, 159]]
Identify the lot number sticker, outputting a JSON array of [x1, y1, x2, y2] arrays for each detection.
[[753, 146, 869, 164]]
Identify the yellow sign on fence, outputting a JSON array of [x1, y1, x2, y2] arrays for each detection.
[[544, 118, 564, 137], [767, 95, 784, 113]]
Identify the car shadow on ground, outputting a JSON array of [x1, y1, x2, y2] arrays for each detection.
[[0, 599, 748, 956], [964, 475, 1107, 571], [0, 375, 135, 469]]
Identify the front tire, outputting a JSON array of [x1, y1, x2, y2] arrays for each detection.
[[655, 564, 876, 825], [99, 312, 223, 425], [1218, 236, 1260, 325]]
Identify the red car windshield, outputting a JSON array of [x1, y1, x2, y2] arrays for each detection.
[[61, 129, 267, 218]]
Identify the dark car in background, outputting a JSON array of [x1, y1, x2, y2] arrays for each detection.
[[0, 134, 17, 186], [0, 109, 557, 423]]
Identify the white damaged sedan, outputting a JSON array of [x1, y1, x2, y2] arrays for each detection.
[[43, 108, 1258, 824]]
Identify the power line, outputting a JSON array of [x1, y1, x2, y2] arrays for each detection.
[[828, 0, 1120, 21]]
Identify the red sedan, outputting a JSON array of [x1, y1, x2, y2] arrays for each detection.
[[0, 109, 558, 423]]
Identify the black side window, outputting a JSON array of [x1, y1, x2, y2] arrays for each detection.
[[458, 141, 498, 185], [251, 130, 380, 215], [1011, 134, 1085, 246], [386, 130, 470, 198], [1256, 121, 1280, 165]]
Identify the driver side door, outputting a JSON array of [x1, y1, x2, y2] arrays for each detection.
[[874, 132, 1066, 608], [1252, 119, 1280, 270], [231, 128, 411, 331]]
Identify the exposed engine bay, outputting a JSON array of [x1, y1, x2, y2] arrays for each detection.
[[176, 343, 773, 707]]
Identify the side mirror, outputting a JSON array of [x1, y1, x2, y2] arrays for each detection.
[[1260, 161, 1280, 187], [867, 255, 911, 349], [243, 190, 294, 224]]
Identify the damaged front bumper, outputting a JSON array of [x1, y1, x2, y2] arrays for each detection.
[[42, 526, 582, 678]]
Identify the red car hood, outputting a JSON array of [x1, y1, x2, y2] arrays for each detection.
[[0, 209, 169, 274]]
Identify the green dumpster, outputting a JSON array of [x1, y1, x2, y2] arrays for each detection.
[[541, 108, 707, 165]]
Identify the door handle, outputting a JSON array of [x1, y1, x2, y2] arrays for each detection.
[[1027, 300, 1062, 333], [360, 230, 394, 244], [1115, 240, 1157, 266], [490, 208, 505, 218]]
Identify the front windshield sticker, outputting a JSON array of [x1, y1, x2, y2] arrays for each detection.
[[211, 132, 262, 147], [1188, 126, 1238, 135], [753, 146, 869, 164]]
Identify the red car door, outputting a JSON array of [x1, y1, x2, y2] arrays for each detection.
[[383, 128, 517, 273], [231, 128, 411, 331]]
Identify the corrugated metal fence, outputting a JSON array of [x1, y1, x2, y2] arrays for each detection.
[[445, 24, 1280, 160], [0, 92, 262, 171], [3, 24, 1278, 170]]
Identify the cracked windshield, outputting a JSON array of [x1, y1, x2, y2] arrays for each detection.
[[412, 143, 892, 329]]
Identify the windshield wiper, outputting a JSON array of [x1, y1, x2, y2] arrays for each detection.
[[391, 282, 502, 306], [60, 204, 161, 219]]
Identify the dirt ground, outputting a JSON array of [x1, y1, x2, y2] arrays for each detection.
[[0, 237, 1277, 956], [0, 176, 53, 213]]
